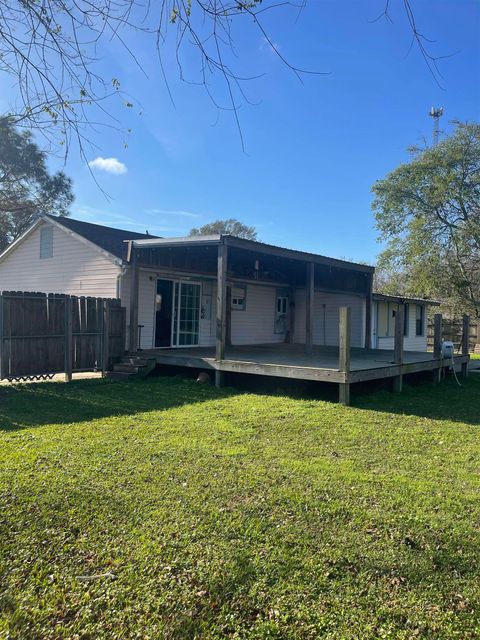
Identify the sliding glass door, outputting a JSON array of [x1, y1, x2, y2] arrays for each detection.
[[172, 281, 201, 346]]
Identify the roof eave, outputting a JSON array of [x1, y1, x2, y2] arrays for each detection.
[[131, 233, 374, 273], [131, 234, 222, 249], [373, 292, 440, 306]]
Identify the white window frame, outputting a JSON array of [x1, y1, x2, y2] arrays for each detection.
[[231, 285, 247, 311]]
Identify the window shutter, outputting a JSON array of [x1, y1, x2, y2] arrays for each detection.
[[40, 226, 53, 259]]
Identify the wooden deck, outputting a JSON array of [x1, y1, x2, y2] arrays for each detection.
[[137, 343, 469, 386]]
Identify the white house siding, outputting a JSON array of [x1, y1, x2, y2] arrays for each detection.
[[294, 289, 366, 348], [230, 283, 286, 345], [199, 280, 216, 347], [0, 221, 121, 298], [372, 301, 428, 352]]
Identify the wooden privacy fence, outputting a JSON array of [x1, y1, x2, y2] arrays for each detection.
[[0, 291, 126, 381], [427, 317, 479, 353]]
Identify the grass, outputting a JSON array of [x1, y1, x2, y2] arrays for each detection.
[[0, 374, 479, 640]]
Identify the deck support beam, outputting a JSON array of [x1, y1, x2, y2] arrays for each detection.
[[338, 306, 351, 405], [129, 247, 140, 351], [433, 313, 443, 383], [393, 304, 404, 392], [305, 262, 315, 355], [461, 314, 470, 377], [215, 241, 228, 386]]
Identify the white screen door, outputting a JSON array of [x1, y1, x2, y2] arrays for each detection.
[[172, 282, 201, 346]]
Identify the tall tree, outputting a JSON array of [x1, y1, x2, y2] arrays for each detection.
[[0, 118, 73, 252], [189, 219, 258, 241], [373, 121, 480, 317]]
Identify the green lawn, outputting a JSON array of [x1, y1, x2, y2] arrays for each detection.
[[0, 375, 479, 639]]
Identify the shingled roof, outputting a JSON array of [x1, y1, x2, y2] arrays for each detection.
[[45, 215, 158, 260]]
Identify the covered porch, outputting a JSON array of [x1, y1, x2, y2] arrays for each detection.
[[125, 235, 470, 404]]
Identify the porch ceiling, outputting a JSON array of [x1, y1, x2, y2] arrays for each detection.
[[129, 235, 373, 293]]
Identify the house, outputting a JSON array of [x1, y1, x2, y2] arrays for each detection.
[[0, 214, 377, 352], [0, 214, 467, 404], [0, 214, 437, 352]]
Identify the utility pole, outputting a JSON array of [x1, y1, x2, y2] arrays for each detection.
[[429, 107, 444, 147]]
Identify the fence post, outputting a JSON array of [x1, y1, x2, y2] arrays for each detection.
[[102, 301, 110, 377], [338, 306, 351, 406], [432, 313, 442, 383], [461, 314, 470, 377], [64, 296, 73, 382], [393, 305, 404, 392]]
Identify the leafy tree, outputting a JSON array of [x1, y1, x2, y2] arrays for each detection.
[[373, 121, 480, 317], [0, 118, 73, 252], [189, 219, 258, 241]]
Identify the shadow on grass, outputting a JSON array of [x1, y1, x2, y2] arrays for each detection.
[[0, 367, 479, 431], [213, 367, 480, 426], [354, 371, 480, 426], [0, 374, 238, 431]]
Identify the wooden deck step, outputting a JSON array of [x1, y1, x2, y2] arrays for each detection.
[[106, 371, 137, 381], [106, 355, 157, 381], [113, 363, 141, 374], [123, 357, 153, 367]]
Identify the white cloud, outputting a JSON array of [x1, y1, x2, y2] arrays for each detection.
[[88, 157, 127, 175]]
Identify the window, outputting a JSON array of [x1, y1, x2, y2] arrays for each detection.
[[40, 226, 53, 259], [277, 296, 288, 316], [415, 305, 424, 336], [231, 285, 246, 310]]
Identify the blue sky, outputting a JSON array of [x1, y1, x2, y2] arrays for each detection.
[[8, 1, 480, 264]]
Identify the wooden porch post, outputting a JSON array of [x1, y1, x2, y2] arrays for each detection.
[[365, 274, 373, 349], [393, 304, 404, 392], [129, 246, 140, 352], [226, 285, 232, 348], [215, 241, 228, 387], [305, 262, 314, 355], [433, 313, 443, 383], [461, 314, 470, 377], [338, 306, 351, 406]]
